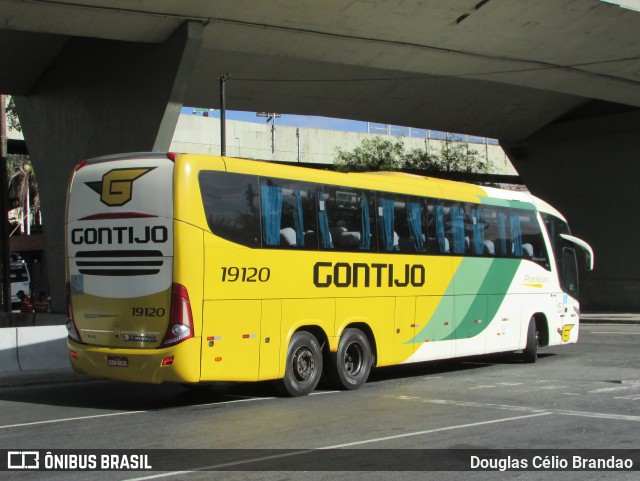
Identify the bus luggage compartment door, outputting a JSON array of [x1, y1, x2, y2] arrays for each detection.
[[201, 300, 261, 381]]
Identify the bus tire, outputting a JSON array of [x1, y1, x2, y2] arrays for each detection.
[[522, 317, 538, 363], [326, 328, 372, 390], [277, 331, 323, 397]]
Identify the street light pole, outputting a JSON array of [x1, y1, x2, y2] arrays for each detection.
[[219, 73, 230, 156]]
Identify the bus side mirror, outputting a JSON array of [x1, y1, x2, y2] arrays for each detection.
[[560, 234, 594, 271]]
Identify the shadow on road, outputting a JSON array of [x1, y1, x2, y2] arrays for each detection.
[[0, 351, 557, 412]]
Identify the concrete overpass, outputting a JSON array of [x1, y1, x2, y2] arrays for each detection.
[[1, 0, 639, 311]]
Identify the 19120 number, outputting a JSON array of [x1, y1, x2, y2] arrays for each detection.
[[131, 307, 165, 317], [221, 267, 270, 283]]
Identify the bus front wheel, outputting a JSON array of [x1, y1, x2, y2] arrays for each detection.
[[326, 328, 372, 390], [522, 317, 538, 363], [277, 331, 323, 397]]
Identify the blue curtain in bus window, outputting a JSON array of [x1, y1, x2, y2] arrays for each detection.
[[510, 214, 523, 257], [261, 184, 282, 246], [472, 207, 484, 255], [406, 202, 424, 252], [451, 205, 465, 254], [435, 204, 447, 253], [318, 191, 334, 248], [379, 198, 395, 251], [360, 195, 371, 250], [293, 190, 304, 247], [498, 211, 507, 256]]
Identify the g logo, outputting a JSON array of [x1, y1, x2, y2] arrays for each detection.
[[559, 324, 574, 342], [86, 168, 155, 206]]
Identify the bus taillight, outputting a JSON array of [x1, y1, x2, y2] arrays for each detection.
[[65, 282, 82, 343], [161, 283, 194, 347]]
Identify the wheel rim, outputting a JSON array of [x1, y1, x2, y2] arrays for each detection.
[[292, 346, 315, 382], [343, 341, 364, 377]]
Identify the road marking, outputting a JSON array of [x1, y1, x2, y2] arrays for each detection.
[[388, 395, 640, 422], [322, 412, 551, 448], [589, 386, 631, 393], [124, 411, 551, 480], [0, 396, 274, 430], [526, 385, 566, 391], [467, 382, 525, 391], [0, 410, 147, 430], [310, 390, 340, 396]]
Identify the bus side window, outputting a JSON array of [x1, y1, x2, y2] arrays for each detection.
[[261, 178, 318, 249], [377, 196, 399, 252], [520, 212, 550, 269], [319, 186, 376, 252], [317, 190, 334, 249], [449, 204, 467, 255], [199, 171, 261, 248], [483, 206, 514, 257], [378, 194, 427, 254], [470, 204, 487, 256], [404, 198, 427, 254], [427, 201, 450, 255]]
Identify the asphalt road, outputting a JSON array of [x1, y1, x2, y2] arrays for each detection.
[[1, 323, 639, 481]]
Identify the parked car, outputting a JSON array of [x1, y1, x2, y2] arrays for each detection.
[[0, 257, 31, 310]]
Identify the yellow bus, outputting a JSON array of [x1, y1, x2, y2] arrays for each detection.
[[66, 153, 593, 396]]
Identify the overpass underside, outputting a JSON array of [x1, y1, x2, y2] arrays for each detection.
[[3, 1, 639, 312]]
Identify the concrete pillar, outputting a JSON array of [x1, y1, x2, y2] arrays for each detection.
[[503, 108, 640, 311], [14, 21, 203, 312]]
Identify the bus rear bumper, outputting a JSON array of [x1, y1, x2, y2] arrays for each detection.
[[67, 338, 201, 384]]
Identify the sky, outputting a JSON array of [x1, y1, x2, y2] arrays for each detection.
[[183, 107, 369, 133], [181, 107, 499, 144]]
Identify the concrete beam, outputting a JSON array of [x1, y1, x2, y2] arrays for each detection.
[[14, 21, 203, 312], [504, 107, 640, 311]]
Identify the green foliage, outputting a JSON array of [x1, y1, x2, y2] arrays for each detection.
[[7, 155, 39, 213], [334, 137, 406, 172], [6, 96, 21, 132], [334, 134, 494, 175]]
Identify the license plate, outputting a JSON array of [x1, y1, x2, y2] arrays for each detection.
[[107, 356, 128, 367]]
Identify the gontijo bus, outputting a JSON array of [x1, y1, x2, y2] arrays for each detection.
[[66, 153, 593, 396]]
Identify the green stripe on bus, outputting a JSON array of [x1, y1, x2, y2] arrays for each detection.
[[444, 259, 521, 341], [408, 258, 521, 344]]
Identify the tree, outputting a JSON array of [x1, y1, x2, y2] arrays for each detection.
[[7, 155, 40, 234], [334, 137, 406, 172], [3, 97, 39, 233], [334, 134, 494, 175], [6, 96, 21, 132]]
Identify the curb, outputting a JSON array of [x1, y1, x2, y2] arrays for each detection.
[[580, 315, 640, 325]]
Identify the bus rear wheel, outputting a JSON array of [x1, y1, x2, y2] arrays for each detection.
[[326, 328, 372, 390], [522, 317, 538, 363], [276, 331, 323, 397]]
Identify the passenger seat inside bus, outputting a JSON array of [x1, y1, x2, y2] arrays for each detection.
[[280, 227, 297, 246]]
